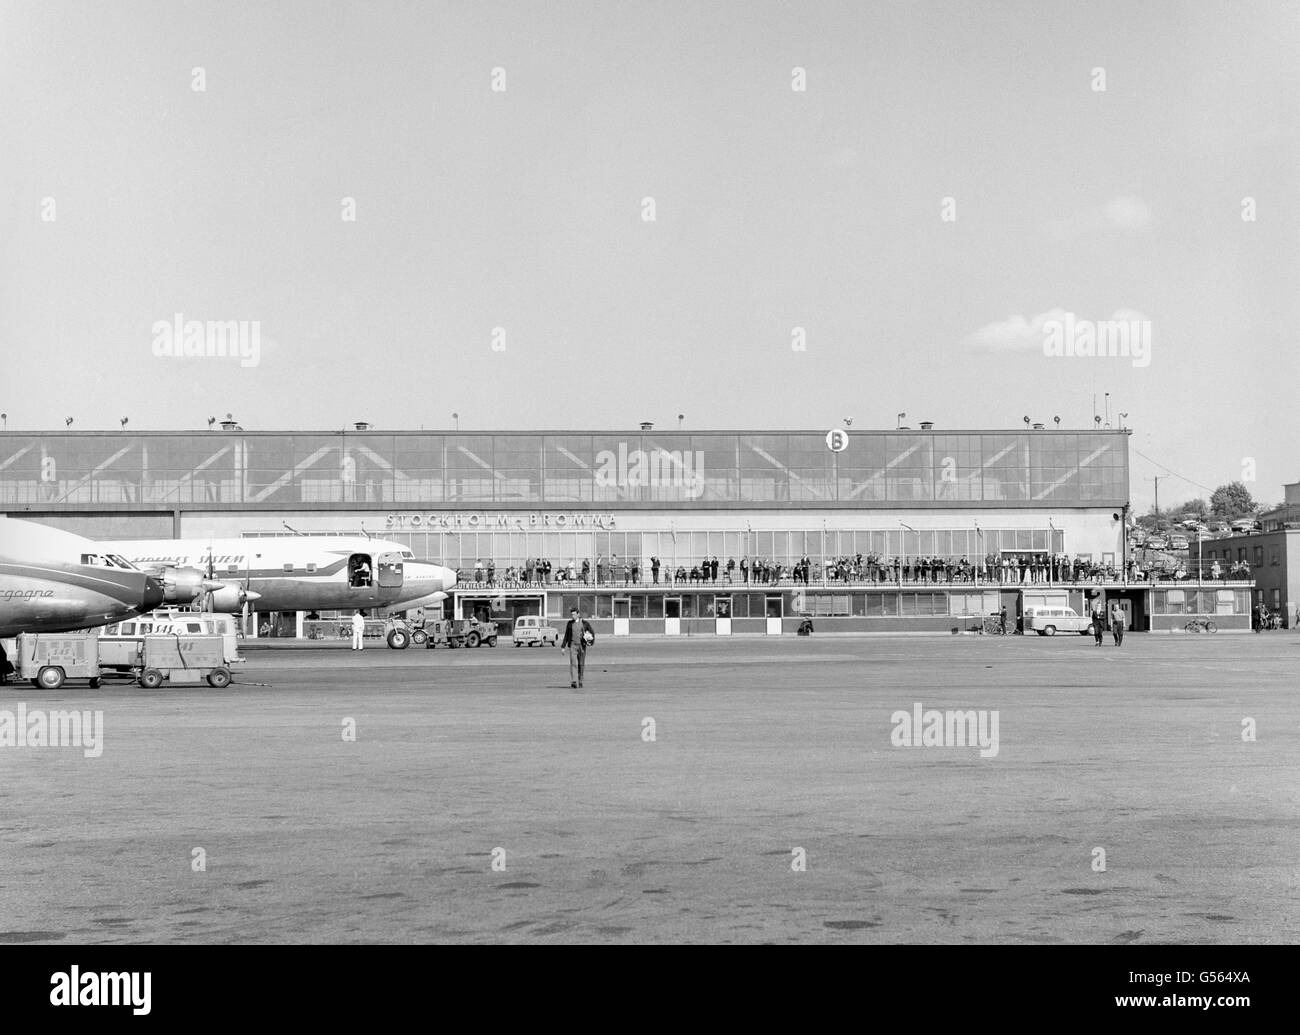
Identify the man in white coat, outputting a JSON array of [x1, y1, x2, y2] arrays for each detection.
[[351, 610, 367, 650]]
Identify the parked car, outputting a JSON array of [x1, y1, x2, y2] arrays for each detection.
[[1169, 534, 1190, 550], [1023, 606, 1095, 636], [1145, 535, 1169, 550], [1230, 518, 1261, 533], [513, 615, 559, 647]]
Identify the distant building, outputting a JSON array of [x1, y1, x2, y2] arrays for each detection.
[[1259, 479, 1300, 532], [1203, 528, 1300, 628]]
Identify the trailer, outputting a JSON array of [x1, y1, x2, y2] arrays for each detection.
[[137, 634, 233, 688], [15, 632, 103, 689]]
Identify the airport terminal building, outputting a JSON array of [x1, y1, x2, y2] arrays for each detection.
[[0, 425, 1255, 634]]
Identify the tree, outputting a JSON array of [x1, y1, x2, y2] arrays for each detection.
[[1210, 482, 1257, 518]]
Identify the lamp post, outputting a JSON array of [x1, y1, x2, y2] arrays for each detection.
[[899, 521, 915, 585]]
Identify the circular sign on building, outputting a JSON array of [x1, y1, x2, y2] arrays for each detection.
[[825, 429, 849, 453]]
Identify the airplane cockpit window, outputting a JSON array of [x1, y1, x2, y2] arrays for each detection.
[[81, 554, 101, 566], [401, 550, 415, 559], [109, 554, 134, 569], [348, 553, 373, 588]]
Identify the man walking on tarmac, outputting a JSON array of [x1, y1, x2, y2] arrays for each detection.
[[560, 606, 596, 688], [1109, 602, 1126, 647], [351, 609, 366, 651], [1091, 600, 1106, 646]]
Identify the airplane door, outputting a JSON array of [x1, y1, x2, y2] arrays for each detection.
[[377, 552, 404, 588]]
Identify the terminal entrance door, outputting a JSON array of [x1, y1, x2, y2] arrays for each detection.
[[458, 594, 543, 637], [715, 596, 732, 635], [613, 597, 630, 636], [765, 594, 782, 635], [664, 597, 681, 636]]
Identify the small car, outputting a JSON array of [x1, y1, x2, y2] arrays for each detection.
[[513, 615, 559, 647], [1168, 534, 1190, 550], [1023, 606, 1095, 636]]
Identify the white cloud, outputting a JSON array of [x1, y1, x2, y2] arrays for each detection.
[[966, 308, 1071, 350], [966, 308, 1151, 350], [1046, 196, 1152, 239]]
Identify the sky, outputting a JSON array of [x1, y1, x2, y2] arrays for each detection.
[[1, 0, 1297, 511]]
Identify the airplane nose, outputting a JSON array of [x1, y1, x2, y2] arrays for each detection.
[[442, 568, 458, 592], [143, 575, 167, 611]]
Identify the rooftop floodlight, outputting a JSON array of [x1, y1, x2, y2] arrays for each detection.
[[1053, 416, 1060, 427], [120, 417, 128, 428], [65, 417, 73, 426]]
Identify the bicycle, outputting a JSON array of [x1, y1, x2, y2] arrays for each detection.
[[1184, 617, 1217, 633]]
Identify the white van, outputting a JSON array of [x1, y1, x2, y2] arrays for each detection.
[[513, 615, 559, 647], [1023, 606, 1095, 637], [98, 610, 244, 671]]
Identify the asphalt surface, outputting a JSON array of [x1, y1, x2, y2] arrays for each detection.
[[1, 632, 1297, 944]]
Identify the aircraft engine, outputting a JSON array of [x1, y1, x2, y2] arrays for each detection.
[[157, 566, 211, 603], [206, 583, 259, 611]]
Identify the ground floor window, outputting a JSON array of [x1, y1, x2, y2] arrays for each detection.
[[1151, 588, 1247, 615]]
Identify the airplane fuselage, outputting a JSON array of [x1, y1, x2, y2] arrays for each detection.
[[103, 536, 455, 614], [0, 518, 166, 637]]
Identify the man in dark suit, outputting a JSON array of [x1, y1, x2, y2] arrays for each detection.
[[560, 606, 595, 688]]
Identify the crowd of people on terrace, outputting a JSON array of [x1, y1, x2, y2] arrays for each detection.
[[455, 552, 1253, 587]]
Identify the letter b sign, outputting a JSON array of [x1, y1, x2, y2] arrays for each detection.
[[825, 429, 848, 453]]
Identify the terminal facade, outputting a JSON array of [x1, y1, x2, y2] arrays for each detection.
[[0, 426, 1255, 634]]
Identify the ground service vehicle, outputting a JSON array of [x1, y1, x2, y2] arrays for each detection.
[[15, 632, 104, 689], [513, 615, 559, 646], [137, 634, 233, 687], [422, 618, 498, 648], [1185, 617, 1218, 633], [98, 611, 243, 672], [1023, 606, 1095, 636]]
